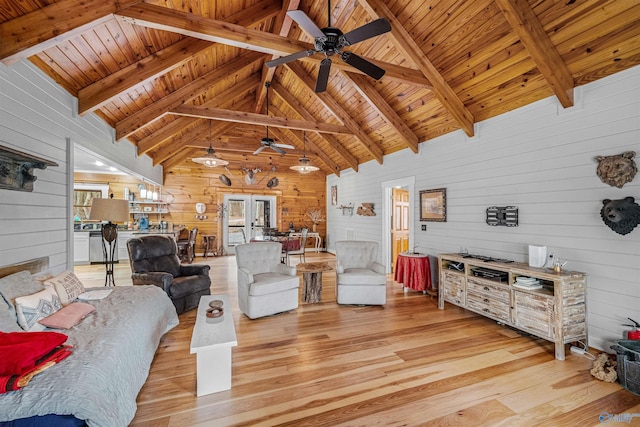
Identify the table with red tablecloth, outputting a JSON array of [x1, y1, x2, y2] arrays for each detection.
[[394, 253, 432, 292]]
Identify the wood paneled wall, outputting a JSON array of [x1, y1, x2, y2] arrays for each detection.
[[75, 165, 326, 253]]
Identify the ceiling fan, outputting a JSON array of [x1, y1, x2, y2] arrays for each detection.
[[254, 82, 294, 155], [266, 1, 391, 92]]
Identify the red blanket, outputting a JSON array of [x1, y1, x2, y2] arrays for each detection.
[[0, 331, 73, 393]]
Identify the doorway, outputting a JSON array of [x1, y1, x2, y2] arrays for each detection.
[[222, 194, 276, 254], [391, 188, 410, 272], [381, 177, 415, 274]]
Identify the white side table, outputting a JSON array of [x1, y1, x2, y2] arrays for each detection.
[[189, 294, 237, 396]]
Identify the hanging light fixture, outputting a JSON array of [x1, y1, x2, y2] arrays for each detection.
[[192, 121, 229, 168], [290, 131, 320, 174]]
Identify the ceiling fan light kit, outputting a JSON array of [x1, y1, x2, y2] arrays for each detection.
[[254, 82, 294, 155], [266, 1, 391, 92]]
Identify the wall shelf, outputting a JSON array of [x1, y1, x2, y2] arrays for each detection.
[[0, 145, 58, 192]]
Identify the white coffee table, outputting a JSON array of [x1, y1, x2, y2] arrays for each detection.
[[189, 294, 238, 396]]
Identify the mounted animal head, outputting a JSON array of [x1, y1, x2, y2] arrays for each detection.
[[242, 168, 261, 185], [600, 197, 640, 235], [594, 151, 637, 188]]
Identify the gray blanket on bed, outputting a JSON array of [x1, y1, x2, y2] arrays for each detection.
[[0, 285, 179, 427]]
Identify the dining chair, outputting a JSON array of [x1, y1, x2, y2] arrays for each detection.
[[285, 228, 308, 265], [177, 227, 198, 263]]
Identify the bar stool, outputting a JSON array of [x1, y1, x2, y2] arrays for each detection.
[[202, 234, 217, 257]]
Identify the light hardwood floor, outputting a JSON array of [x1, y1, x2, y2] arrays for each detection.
[[74, 253, 640, 426]]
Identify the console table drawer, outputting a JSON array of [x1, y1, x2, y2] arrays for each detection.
[[467, 291, 510, 322], [467, 278, 510, 303]]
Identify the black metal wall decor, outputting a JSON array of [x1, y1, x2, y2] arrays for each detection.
[[0, 145, 58, 192], [486, 206, 519, 227]]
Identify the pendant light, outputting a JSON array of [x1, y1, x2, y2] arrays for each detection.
[[290, 131, 320, 174], [192, 121, 229, 168]]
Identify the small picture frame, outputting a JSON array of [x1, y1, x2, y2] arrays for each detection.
[[331, 185, 338, 206], [420, 188, 446, 222], [143, 206, 152, 212]]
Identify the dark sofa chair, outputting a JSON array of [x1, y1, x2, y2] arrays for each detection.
[[127, 235, 211, 314]]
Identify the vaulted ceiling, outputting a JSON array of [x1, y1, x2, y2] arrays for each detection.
[[2, 0, 639, 177]]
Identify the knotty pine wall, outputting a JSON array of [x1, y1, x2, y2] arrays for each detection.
[[74, 167, 327, 254], [162, 165, 326, 254]]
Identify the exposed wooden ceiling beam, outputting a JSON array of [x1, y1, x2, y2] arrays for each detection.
[[115, 51, 264, 140], [161, 147, 198, 171], [255, 0, 301, 114], [78, 39, 212, 115], [153, 121, 238, 165], [170, 105, 354, 135], [271, 81, 359, 173], [115, 2, 429, 87], [78, 2, 279, 115], [343, 72, 420, 154], [268, 127, 332, 175], [137, 75, 261, 155], [494, 0, 574, 108], [357, 0, 475, 137], [0, 0, 142, 65], [286, 62, 384, 164], [268, 105, 341, 175]]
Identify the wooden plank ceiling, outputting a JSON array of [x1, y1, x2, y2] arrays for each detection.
[[2, 0, 639, 177]]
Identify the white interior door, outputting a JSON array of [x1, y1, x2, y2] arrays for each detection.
[[222, 195, 276, 254]]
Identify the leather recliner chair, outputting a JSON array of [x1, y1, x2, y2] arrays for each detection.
[[127, 235, 211, 314]]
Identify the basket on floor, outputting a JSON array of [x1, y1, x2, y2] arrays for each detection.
[[611, 339, 640, 396]]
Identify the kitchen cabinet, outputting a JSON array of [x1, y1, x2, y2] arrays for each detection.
[[118, 231, 134, 262], [73, 232, 90, 264], [438, 253, 587, 360]]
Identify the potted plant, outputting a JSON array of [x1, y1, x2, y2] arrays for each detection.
[[306, 209, 325, 232]]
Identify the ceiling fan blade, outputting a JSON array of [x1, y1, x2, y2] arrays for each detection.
[[270, 145, 287, 155], [341, 52, 385, 80], [253, 146, 266, 155], [266, 49, 315, 68], [315, 58, 332, 92], [274, 143, 295, 149], [341, 18, 391, 46], [287, 10, 325, 39]]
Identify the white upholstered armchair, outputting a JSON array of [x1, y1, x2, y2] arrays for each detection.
[[335, 240, 387, 305], [235, 242, 300, 319]]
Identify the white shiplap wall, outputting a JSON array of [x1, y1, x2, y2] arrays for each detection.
[[0, 61, 162, 273], [326, 65, 640, 352]]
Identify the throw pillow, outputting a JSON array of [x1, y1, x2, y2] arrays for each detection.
[[44, 271, 85, 306], [0, 271, 45, 322], [38, 302, 96, 329], [15, 288, 62, 332]]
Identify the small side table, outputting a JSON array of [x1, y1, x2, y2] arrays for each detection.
[[296, 262, 333, 303], [395, 253, 433, 295], [202, 234, 218, 257]]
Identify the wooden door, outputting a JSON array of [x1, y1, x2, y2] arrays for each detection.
[[391, 188, 410, 272]]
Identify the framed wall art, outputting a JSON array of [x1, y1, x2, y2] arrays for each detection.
[[420, 188, 446, 222], [331, 185, 338, 206]]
